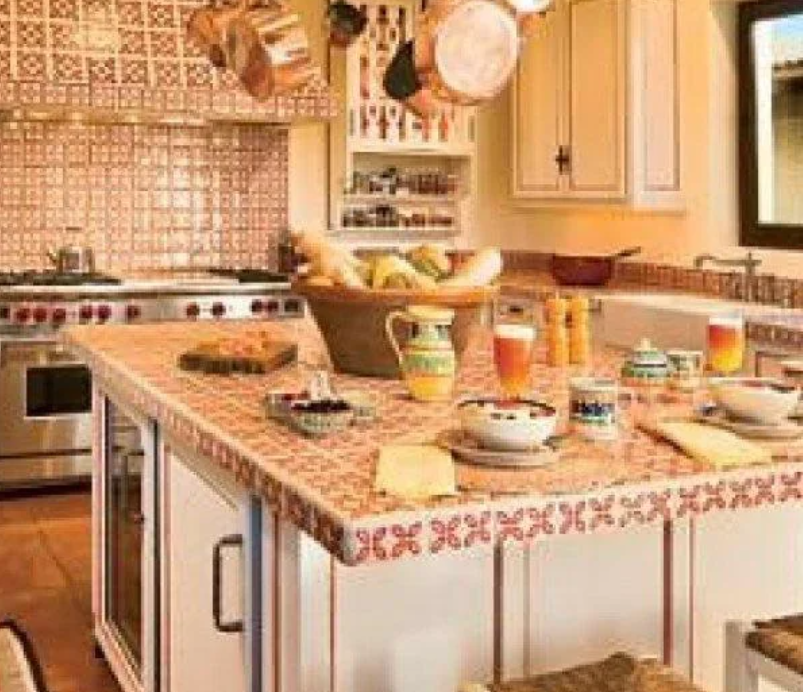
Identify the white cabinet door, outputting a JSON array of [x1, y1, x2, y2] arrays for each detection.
[[511, 0, 683, 208], [630, 0, 683, 210], [567, 0, 626, 198], [513, 8, 565, 198], [163, 448, 248, 692]]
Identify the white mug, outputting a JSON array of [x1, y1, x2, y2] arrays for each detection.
[[569, 377, 633, 441]]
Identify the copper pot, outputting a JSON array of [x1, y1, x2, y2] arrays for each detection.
[[226, 0, 317, 100], [385, 0, 522, 118], [187, 0, 250, 69]]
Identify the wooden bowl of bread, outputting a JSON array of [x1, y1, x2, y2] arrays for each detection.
[[292, 234, 502, 378]]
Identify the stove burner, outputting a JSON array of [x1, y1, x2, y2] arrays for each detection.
[[0, 271, 122, 287], [208, 268, 289, 285]]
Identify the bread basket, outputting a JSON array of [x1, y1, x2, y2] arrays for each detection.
[[293, 281, 498, 378]]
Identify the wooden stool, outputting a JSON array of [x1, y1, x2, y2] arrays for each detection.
[[464, 653, 705, 692], [727, 617, 803, 692]]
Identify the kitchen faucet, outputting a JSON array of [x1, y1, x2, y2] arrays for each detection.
[[693, 251, 762, 302]]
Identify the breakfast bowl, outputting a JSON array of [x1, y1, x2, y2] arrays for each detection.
[[709, 377, 800, 426], [457, 397, 558, 451]]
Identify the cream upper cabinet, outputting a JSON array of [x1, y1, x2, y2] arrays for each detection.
[[512, 0, 683, 210]]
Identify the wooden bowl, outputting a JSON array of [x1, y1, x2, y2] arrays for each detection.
[[293, 281, 498, 379]]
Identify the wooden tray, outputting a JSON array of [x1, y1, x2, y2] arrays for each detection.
[[178, 339, 297, 375]]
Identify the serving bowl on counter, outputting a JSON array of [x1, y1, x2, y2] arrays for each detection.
[[709, 377, 801, 426], [457, 397, 558, 451], [292, 282, 498, 379], [288, 399, 355, 437]]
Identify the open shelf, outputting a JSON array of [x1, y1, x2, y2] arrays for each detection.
[[331, 227, 460, 241], [341, 193, 463, 205]]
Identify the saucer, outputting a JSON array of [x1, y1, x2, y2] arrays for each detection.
[[436, 428, 559, 468], [694, 408, 803, 441]]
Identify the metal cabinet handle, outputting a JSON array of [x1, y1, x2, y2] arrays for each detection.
[[554, 145, 571, 174], [212, 534, 244, 634]]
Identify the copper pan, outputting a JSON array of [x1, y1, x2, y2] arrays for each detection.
[[384, 0, 522, 118], [226, 0, 318, 100], [187, 0, 251, 69]]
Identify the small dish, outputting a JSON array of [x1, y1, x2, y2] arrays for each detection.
[[289, 399, 354, 437], [709, 377, 800, 426], [457, 397, 558, 452]]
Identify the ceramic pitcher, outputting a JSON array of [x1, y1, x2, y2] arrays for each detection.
[[385, 305, 456, 402]]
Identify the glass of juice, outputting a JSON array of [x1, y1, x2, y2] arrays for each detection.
[[493, 324, 536, 398], [707, 314, 745, 376]]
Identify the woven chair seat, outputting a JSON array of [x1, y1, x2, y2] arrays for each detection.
[[486, 654, 704, 692], [746, 614, 803, 675]]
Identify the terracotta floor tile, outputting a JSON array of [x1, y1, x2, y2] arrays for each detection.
[[30, 491, 91, 522], [0, 527, 69, 591], [0, 496, 39, 527], [0, 490, 120, 692]]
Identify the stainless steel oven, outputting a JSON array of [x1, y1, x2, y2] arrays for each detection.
[[0, 336, 93, 489]]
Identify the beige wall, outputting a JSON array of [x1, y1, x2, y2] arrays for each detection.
[[288, 0, 332, 232], [289, 0, 803, 276]]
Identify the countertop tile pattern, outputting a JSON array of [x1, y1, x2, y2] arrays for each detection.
[[64, 319, 803, 565]]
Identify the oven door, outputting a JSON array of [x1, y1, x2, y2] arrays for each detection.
[[0, 337, 93, 458]]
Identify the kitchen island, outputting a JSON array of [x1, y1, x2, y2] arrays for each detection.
[[63, 319, 803, 692]]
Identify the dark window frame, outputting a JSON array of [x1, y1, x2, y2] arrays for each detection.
[[739, 0, 803, 249]]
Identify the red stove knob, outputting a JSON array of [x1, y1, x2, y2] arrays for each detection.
[[212, 302, 226, 318], [265, 299, 280, 314], [15, 307, 31, 323], [79, 305, 94, 321], [185, 303, 200, 319], [52, 308, 67, 324], [0, 305, 10, 320], [250, 299, 264, 314], [126, 304, 141, 321], [33, 306, 48, 323], [97, 305, 112, 322]]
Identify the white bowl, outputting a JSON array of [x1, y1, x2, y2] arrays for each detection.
[[457, 398, 557, 452], [709, 378, 801, 426]]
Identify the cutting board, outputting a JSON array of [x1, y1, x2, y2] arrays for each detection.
[[178, 339, 297, 375]]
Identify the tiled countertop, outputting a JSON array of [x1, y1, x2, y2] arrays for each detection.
[[64, 319, 803, 566]]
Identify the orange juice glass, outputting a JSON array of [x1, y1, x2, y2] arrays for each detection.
[[493, 324, 536, 398], [707, 315, 745, 376]]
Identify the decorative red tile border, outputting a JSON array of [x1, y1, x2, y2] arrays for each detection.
[[64, 320, 803, 566]]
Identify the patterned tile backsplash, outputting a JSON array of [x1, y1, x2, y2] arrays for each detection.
[[0, 0, 337, 121], [0, 120, 288, 270]]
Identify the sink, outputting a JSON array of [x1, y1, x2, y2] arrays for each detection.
[[600, 293, 787, 351]]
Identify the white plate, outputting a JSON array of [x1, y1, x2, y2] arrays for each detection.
[[694, 409, 803, 441], [437, 428, 559, 468]]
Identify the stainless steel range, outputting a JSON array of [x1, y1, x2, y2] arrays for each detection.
[[0, 268, 302, 491]]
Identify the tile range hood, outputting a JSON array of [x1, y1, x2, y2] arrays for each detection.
[[0, 0, 337, 125]]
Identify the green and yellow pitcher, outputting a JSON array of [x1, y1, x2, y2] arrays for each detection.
[[385, 305, 456, 402]]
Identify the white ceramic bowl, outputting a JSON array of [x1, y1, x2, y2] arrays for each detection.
[[457, 398, 557, 451], [709, 378, 801, 425]]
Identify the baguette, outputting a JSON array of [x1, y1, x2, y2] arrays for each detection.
[[440, 248, 502, 288]]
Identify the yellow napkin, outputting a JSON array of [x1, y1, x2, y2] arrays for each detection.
[[375, 445, 457, 500], [655, 421, 773, 470]]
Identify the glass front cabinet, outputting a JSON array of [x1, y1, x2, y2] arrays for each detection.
[[93, 390, 257, 692]]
